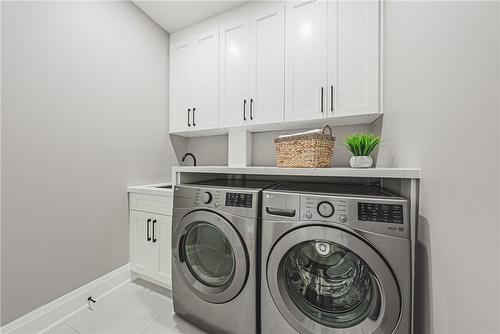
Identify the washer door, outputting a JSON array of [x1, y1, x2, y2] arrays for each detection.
[[174, 210, 248, 303], [267, 226, 400, 334]]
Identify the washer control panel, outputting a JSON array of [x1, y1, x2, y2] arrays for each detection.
[[262, 189, 409, 237], [301, 195, 348, 224], [358, 202, 404, 224]]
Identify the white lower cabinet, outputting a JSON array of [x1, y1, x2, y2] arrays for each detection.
[[130, 210, 172, 288]]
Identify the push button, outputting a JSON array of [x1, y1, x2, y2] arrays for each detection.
[[339, 215, 347, 223], [305, 211, 313, 219]]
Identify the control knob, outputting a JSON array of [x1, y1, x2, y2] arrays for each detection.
[[201, 192, 212, 204], [317, 201, 334, 218]]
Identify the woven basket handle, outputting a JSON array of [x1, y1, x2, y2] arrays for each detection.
[[322, 124, 332, 135]]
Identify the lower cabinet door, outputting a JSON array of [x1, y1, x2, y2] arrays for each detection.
[[130, 211, 158, 278], [156, 215, 172, 287]]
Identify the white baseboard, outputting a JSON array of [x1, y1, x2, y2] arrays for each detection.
[[1, 264, 131, 334], [131, 271, 172, 291]]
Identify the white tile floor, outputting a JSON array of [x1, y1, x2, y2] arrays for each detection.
[[47, 280, 207, 334]]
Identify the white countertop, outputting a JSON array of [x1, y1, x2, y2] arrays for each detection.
[[172, 166, 420, 179], [127, 182, 173, 196]]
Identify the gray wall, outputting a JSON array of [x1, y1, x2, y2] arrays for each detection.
[[377, 2, 500, 333], [186, 124, 372, 167], [1, 1, 176, 324]]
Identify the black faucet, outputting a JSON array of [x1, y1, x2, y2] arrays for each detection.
[[181, 153, 197, 166]]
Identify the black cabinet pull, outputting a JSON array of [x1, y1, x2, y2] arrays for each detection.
[[192, 108, 196, 126], [187, 108, 191, 127], [321, 87, 324, 113], [152, 219, 157, 243], [243, 99, 247, 121], [146, 218, 151, 241], [330, 85, 334, 112], [250, 98, 254, 120]]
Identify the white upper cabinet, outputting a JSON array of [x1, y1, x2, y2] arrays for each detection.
[[192, 29, 219, 130], [220, 3, 285, 128], [219, 18, 249, 127], [170, 40, 192, 132], [170, 28, 219, 132], [328, 1, 380, 116], [248, 3, 285, 125], [169, 0, 381, 135], [284, 0, 328, 122]]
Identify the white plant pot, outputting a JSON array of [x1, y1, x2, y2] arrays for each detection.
[[350, 156, 373, 168]]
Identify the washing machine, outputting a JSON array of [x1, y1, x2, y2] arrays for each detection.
[[172, 179, 278, 334], [261, 182, 412, 334]]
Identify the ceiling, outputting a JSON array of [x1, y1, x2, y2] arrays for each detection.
[[133, 1, 247, 33]]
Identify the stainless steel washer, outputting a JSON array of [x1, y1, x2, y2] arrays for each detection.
[[261, 182, 412, 334], [172, 179, 278, 334]]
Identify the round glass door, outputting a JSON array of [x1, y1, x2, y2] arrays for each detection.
[[267, 226, 400, 334], [184, 223, 235, 287], [281, 240, 379, 328], [173, 210, 248, 304]]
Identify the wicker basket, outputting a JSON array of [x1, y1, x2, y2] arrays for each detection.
[[274, 124, 335, 168]]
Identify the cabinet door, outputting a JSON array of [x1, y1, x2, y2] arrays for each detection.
[[284, 0, 328, 122], [170, 39, 193, 132], [219, 17, 250, 127], [156, 215, 172, 287], [248, 3, 285, 125], [130, 211, 157, 277], [192, 29, 219, 130], [328, 0, 380, 116]]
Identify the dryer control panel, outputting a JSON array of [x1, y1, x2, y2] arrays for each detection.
[[225, 192, 253, 208]]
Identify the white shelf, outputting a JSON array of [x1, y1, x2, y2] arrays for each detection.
[[172, 166, 420, 180]]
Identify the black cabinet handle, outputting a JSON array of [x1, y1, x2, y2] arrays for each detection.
[[250, 98, 254, 120], [243, 99, 247, 121], [330, 85, 334, 112], [146, 218, 151, 241], [265, 207, 296, 217], [321, 87, 324, 113], [152, 219, 157, 243], [178, 234, 186, 262], [187, 108, 191, 127], [192, 108, 196, 126]]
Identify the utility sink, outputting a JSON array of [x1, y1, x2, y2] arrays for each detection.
[[154, 185, 172, 189]]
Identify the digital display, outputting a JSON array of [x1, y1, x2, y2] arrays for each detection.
[[358, 203, 404, 224], [225, 192, 253, 208]]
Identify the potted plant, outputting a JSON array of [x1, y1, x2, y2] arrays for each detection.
[[344, 133, 381, 168]]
